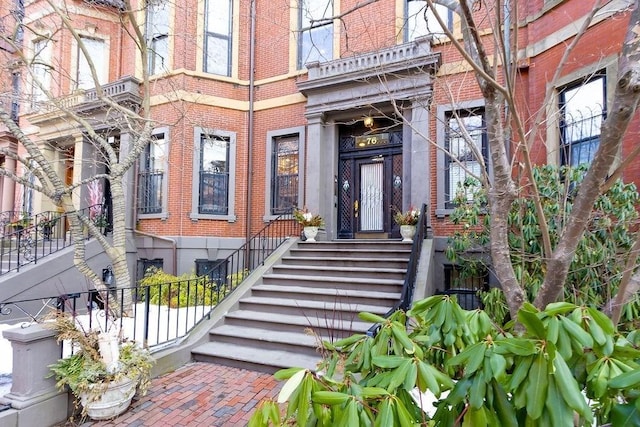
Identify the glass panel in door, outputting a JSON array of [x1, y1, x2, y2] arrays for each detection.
[[359, 162, 384, 231]]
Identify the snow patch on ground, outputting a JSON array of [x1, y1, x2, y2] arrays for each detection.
[[0, 303, 209, 398]]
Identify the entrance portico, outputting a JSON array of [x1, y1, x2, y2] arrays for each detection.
[[297, 37, 440, 240]]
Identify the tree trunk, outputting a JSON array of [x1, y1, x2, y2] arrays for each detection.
[[534, 1, 640, 309]]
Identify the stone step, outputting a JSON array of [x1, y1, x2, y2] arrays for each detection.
[[192, 342, 320, 374], [289, 247, 411, 259], [270, 264, 406, 280], [280, 256, 409, 269], [207, 324, 320, 357], [261, 273, 403, 293], [298, 240, 413, 251], [239, 295, 388, 317], [223, 310, 372, 336], [250, 284, 400, 307]]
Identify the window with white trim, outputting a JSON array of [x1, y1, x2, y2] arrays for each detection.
[[204, 0, 232, 76], [77, 36, 107, 90], [31, 38, 51, 107], [298, 0, 333, 69], [444, 109, 487, 208], [199, 134, 230, 215], [138, 133, 167, 215], [191, 128, 237, 221], [405, 0, 452, 42], [146, 0, 169, 75], [271, 134, 299, 215], [559, 74, 606, 167]]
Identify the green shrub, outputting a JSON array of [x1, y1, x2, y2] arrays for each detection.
[[250, 296, 640, 426], [138, 267, 228, 308]]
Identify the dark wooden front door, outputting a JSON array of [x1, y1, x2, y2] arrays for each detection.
[[337, 128, 403, 239]]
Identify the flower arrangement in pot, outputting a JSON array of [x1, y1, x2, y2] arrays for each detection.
[[393, 207, 419, 242], [47, 311, 154, 421], [293, 208, 324, 242]]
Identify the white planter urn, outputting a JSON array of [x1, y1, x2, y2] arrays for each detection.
[[400, 225, 416, 243], [80, 377, 137, 420], [303, 226, 319, 242]]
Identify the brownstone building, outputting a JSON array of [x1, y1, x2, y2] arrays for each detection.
[[0, 0, 637, 291]]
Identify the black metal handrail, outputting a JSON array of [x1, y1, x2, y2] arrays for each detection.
[[0, 212, 298, 349], [367, 203, 428, 336], [0, 204, 107, 276]]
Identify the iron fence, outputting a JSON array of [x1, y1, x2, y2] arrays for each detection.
[[0, 212, 298, 350], [0, 204, 106, 276], [368, 203, 428, 336]]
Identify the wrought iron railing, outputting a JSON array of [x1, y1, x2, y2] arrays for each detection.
[[367, 203, 428, 336], [137, 170, 164, 214], [0, 212, 298, 349], [0, 204, 107, 276]]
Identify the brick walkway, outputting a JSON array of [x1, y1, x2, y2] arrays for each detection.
[[59, 363, 282, 427]]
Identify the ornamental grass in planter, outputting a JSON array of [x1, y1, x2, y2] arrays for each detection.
[[47, 311, 154, 420]]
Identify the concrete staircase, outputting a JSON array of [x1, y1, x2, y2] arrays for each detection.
[[191, 240, 412, 373]]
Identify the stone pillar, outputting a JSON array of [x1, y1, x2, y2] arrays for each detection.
[[1, 157, 16, 212], [304, 113, 337, 240], [2, 324, 68, 426], [408, 98, 431, 210]]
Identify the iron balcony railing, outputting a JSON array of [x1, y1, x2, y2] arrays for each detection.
[[367, 203, 428, 337], [0, 204, 107, 276], [0, 212, 298, 350]]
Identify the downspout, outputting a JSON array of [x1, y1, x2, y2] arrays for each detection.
[[245, 0, 257, 243], [503, 0, 511, 159]]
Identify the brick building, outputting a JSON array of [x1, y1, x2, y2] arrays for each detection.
[[0, 0, 637, 290]]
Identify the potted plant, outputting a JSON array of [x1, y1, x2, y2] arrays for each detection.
[[38, 214, 59, 241], [393, 207, 419, 242], [47, 311, 154, 420], [293, 208, 324, 242], [9, 213, 32, 233]]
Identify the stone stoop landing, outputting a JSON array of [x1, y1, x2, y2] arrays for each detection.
[[191, 240, 412, 374]]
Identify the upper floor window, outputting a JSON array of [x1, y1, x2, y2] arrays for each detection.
[[271, 135, 299, 215], [444, 109, 487, 208], [77, 36, 107, 90], [298, 0, 333, 69], [146, 0, 169, 75], [199, 134, 230, 215], [559, 74, 606, 167], [31, 38, 51, 107], [204, 0, 232, 76], [138, 133, 167, 215], [406, 0, 452, 42]]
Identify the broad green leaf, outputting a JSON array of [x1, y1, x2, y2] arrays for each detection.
[[546, 376, 573, 427], [525, 355, 548, 419], [559, 316, 593, 349], [469, 374, 487, 409], [491, 379, 517, 427], [493, 338, 536, 356], [359, 311, 388, 324], [372, 355, 406, 369], [587, 307, 615, 335], [518, 310, 546, 338], [332, 333, 367, 349], [277, 368, 307, 403], [391, 322, 415, 355], [611, 401, 640, 427], [312, 391, 350, 405], [274, 367, 304, 381], [403, 361, 417, 391], [553, 356, 592, 422], [543, 302, 576, 316], [610, 368, 640, 389], [374, 399, 394, 427]]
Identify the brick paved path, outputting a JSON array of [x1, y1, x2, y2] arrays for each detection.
[[58, 363, 282, 427]]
